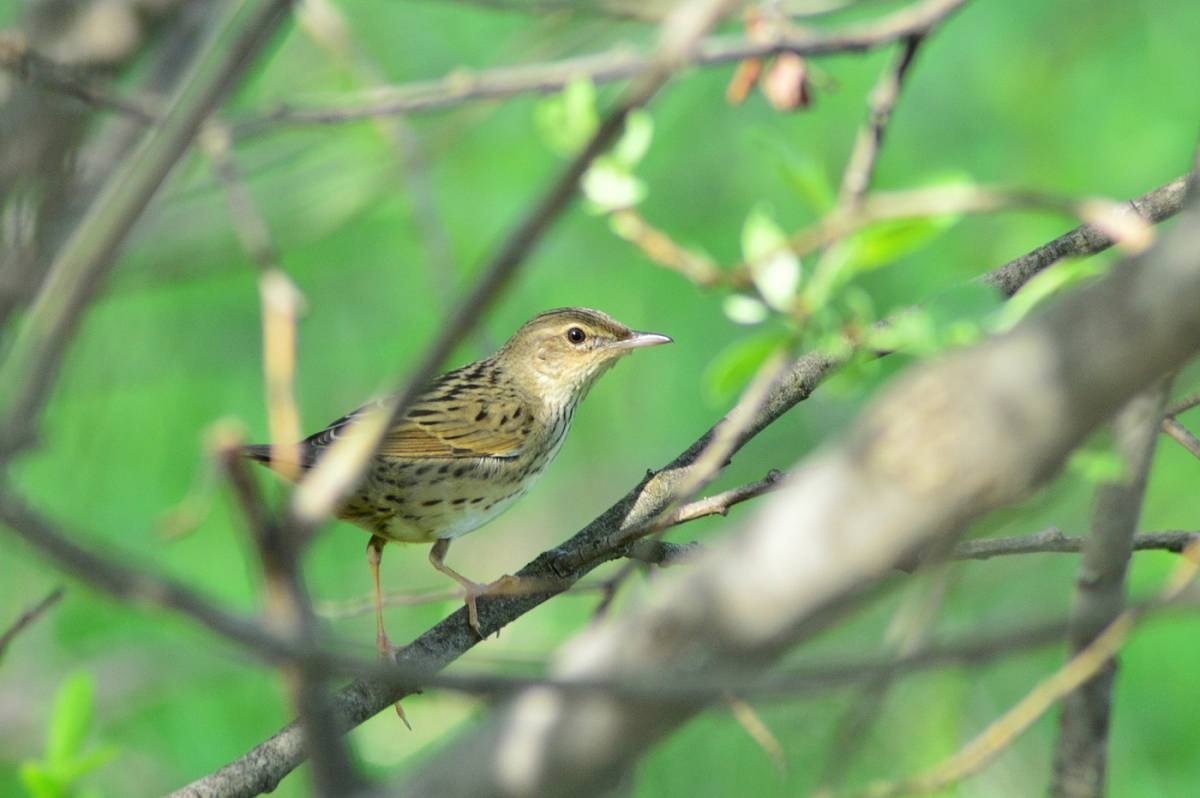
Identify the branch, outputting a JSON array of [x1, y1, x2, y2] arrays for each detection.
[[0, 31, 157, 120], [951, 529, 1200, 560], [0, 586, 64, 662], [1050, 384, 1168, 798], [837, 33, 926, 207], [0, 0, 294, 455], [984, 172, 1193, 297], [229, 0, 968, 132], [1161, 416, 1200, 460], [393, 177, 1200, 798]]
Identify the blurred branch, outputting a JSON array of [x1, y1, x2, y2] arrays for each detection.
[[392, 183, 1200, 798], [0, 586, 63, 663], [984, 172, 1193, 297], [230, 0, 968, 132], [218, 447, 362, 797], [0, 0, 294, 455], [864, 539, 1200, 798], [837, 33, 926, 207], [1050, 384, 1167, 798], [1161, 416, 1200, 460], [0, 31, 157, 120], [1165, 389, 1200, 417], [951, 529, 1200, 560]]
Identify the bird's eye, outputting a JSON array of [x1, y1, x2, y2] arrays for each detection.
[[566, 327, 586, 345]]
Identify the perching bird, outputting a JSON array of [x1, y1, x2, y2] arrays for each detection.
[[243, 307, 671, 653]]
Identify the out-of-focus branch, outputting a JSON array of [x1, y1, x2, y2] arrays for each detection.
[[951, 529, 1200, 560], [218, 447, 362, 797], [984, 172, 1193, 297], [393, 183, 1200, 798], [837, 33, 926, 207], [0, 31, 157, 120], [0, 586, 63, 662], [231, 0, 968, 132], [1050, 384, 1167, 798], [0, 0, 294, 455], [1161, 416, 1200, 460]]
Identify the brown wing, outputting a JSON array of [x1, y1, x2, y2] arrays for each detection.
[[301, 367, 533, 462], [377, 394, 530, 459]]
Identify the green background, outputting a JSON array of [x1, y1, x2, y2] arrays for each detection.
[[2, 1, 1199, 795]]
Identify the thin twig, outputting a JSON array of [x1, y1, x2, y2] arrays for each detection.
[[1165, 390, 1200, 418], [1161, 417, 1200, 460], [837, 33, 926, 207], [229, 0, 968, 133], [0, 587, 64, 662]]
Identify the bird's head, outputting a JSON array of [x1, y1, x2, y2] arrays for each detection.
[[500, 307, 672, 408]]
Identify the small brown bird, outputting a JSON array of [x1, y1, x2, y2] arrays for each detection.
[[244, 307, 671, 652]]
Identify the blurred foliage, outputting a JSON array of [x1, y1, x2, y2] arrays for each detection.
[[2, 0, 1200, 796]]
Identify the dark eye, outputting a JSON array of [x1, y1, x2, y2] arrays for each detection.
[[566, 327, 586, 345]]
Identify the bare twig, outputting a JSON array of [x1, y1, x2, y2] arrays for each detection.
[[862, 539, 1200, 798], [1051, 384, 1168, 798], [984, 172, 1193, 297], [0, 31, 157, 120], [230, 0, 968, 132], [0, 0, 295, 455], [0, 587, 64, 662], [837, 34, 926, 207], [1161, 416, 1200, 460], [951, 529, 1200, 561], [1165, 389, 1200, 418]]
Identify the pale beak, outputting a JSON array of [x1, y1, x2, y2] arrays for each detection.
[[609, 330, 673, 350]]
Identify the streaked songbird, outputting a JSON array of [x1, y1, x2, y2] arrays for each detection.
[[244, 307, 671, 653]]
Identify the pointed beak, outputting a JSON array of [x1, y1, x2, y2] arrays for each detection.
[[610, 330, 673, 351]]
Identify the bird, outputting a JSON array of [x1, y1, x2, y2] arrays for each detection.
[[243, 307, 672, 655]]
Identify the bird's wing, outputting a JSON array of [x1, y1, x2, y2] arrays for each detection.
[[303, 378, 533, 462]]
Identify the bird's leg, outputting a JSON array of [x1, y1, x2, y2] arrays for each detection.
[[429, 538, 520, 638], [366, 535, 390, 657], [367, 535, 411, 729]]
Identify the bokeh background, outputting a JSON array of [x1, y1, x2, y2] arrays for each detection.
[[2, 0, 1199, 795]]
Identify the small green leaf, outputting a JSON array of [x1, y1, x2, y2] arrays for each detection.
[[581, 157, 646, 212], [703, 331, 789, 405], [47, 672, 94, 771], [741, 204, 801, 311], [722, 294, 769, 326], [534, 77, 598, 156], [19, 761, 61, 798], [840, 213, 961, 272], [612, 111, 654, 168]]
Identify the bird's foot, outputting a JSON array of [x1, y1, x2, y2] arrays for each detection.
[[462, 574, 522, 639], [375, 631, 412, 730]]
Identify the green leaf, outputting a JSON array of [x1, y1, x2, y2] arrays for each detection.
[[581, 157, 646, 213], [59, 744, 118, 784], [741, 204, 801, 311], [839, 213, 961, 272], [533, 77, 598, 156], [990, 257, 1109, 332], [47, 672, 94, 771], [703, 330, 789, 405], [722, 294, 769, 325], [18, 762, 61, 798], [612, 111, 654, 168]]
